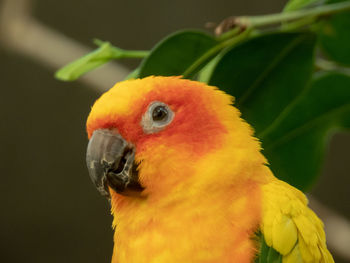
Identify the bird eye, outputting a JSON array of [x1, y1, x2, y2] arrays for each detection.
[[152, 105, 168, 122], [141, 101, 174, 134]]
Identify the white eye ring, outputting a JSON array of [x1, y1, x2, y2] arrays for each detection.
[[141, 101, 174, 134]]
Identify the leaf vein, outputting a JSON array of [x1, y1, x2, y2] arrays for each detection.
[[265, 103, 350, 150], [237, 34, 308, 106]]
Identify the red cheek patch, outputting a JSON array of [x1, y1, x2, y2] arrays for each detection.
[[136, 87, 227, 157], [87, 83, 227, 158]]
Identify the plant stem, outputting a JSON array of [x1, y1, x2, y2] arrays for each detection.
[[280, 16, 317, 31], [182, 28, 253, 78], [117, 50, 150, 59], [240, 1, 350, 28], [316, 58, 350, 74], [94, 38, 149, 59], [216, 27, 241, 42]]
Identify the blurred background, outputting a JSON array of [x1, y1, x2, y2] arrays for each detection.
[[0, 0, 349, 262]]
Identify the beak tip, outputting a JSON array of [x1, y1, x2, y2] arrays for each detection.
[[86, 129, 143, 198], [86, 159, 109, 197]]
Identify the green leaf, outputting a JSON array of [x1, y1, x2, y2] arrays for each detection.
[[197, 54, 221, 83], [208, 32, 316, 135], [256, 234, 269, 263], [138, 30, 217, 78], [255, 233, 282, 263], [207, 32, 319, 189], [55, 42, 122, 81], [318, 0, 350, 66], [283, 0, 326, 12], [262, 72, 350, 189], [55, 41, 148, 81], [266, 247, 282, 263]]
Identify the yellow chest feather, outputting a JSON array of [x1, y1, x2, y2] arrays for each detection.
[[111, 181, 261, 263]]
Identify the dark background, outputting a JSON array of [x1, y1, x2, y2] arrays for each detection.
[[0, 0, 349, 262]]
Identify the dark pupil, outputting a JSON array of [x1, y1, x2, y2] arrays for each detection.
[[152, 106, 168, 121]]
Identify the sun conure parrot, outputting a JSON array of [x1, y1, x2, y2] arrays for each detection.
[[85, 76, 334, 263]]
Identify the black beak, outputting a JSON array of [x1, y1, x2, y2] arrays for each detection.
[[86, 129, 143, 198]]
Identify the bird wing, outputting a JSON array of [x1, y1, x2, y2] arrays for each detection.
[[256, 179, 334, 263]]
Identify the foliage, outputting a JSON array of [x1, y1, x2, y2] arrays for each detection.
[[56, 0, 350, 191]]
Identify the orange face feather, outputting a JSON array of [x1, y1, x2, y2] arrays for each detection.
[[86, 76, 270, 263], [87, 76, 227, 155]]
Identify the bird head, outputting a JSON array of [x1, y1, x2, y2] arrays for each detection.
[[86, 76, 264, 201]]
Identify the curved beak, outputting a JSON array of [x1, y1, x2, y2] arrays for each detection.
[[86, 129, 143, 198]]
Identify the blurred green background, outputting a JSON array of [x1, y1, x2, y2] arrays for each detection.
[[0, 0, 349, 262]]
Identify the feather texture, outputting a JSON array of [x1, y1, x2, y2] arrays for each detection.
[[86, 76, 334, 263], [260, 180, 334, 263]]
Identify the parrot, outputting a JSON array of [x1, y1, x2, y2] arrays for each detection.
[[85, 76, 334, 263]]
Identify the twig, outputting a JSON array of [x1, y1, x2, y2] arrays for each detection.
[[216, 1, 350, 34]]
